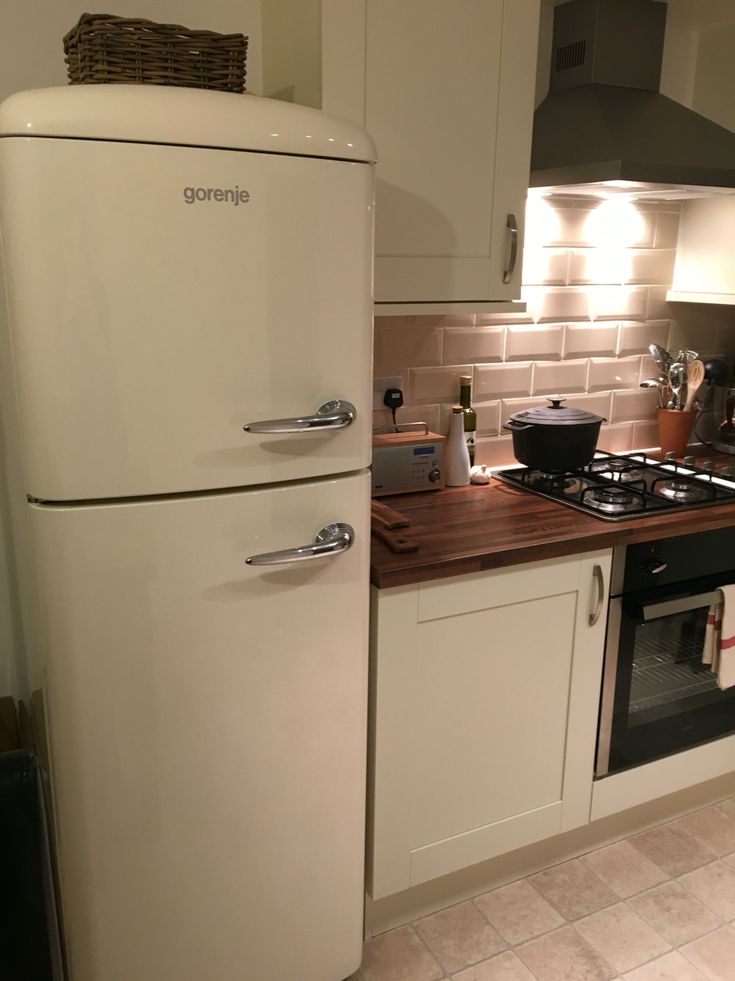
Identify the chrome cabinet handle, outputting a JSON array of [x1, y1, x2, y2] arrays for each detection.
[[589, 564, 605, 626], [245, 523, 354, 566], [503, 213, 519, 285], [243, 400, 356, 434]]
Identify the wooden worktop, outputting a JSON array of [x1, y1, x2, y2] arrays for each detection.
[[370, 450, 735, 588]]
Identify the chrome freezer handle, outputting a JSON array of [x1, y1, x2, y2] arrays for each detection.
[[243, 400, 356, 434], [245, 523, 354, 566]]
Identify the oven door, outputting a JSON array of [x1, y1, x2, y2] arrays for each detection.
[[597, 575, 735, 776]]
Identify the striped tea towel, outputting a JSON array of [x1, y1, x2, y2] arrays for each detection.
[[703, 586, 735, 690]]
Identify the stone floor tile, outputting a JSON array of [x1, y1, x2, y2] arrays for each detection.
[[628, 880, 722, 947], [516, 925, 615, 981], [452, 950, 535, 981], [679, 861, 735, 921], [574, 902, 670, 974], [716, 797, 735, 819], [358, 925, 443, 981], [681, 925, 735, 980], [581, 840, 668, 899], [675, 806, 735, 857], [415, 901, 506, 974], [622, 950, 708, 980], [631, 823, 717, 878], [530, 858, 619, 920], [474, 879, 564, 947], [724, 853, 735, 870]]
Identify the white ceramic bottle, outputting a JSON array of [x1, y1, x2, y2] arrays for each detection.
[[446, 405, 471, 486]]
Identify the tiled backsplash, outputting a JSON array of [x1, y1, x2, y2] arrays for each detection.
[[373, 195, 735, 467]]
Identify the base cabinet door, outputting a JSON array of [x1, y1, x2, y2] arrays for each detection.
[[368, 551, 611, 899]]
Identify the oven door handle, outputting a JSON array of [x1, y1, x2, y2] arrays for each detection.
[[642, 589, 723, 622]]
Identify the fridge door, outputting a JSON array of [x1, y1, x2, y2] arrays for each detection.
[[29, 471, 369, 981], [0, 137, 373, 501]]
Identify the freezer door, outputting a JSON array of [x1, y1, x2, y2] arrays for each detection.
[[29, 472, 369, 981], [0, 137, 373, 500]]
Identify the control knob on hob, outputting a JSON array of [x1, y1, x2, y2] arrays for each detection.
[[642, 557, 668, 576]]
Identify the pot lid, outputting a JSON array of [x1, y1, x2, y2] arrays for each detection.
[[510, 398, 604, 426]]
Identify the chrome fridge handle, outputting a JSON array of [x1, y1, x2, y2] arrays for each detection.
[[245, 523, 354, 566], [243, 400, 356, 434], [589, 564, 605, 626], [503, 213, 519, 285]]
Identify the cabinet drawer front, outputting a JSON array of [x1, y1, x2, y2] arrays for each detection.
[[417, 555, 581, 622]]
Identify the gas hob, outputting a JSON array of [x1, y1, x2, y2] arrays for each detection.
[[494, 452, 735, 521]]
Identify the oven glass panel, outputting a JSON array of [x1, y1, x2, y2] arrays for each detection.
[[608, 597, 735, 774]]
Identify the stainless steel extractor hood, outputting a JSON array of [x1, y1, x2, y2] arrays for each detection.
[[531, 0, 735, 199]]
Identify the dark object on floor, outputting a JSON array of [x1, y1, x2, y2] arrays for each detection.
[[0, 751, 59, 980]]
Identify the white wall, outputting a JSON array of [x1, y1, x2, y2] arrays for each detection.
[[0, 1, 262, 698]]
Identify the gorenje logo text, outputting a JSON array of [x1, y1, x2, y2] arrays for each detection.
[[183, 185, 250, 205]]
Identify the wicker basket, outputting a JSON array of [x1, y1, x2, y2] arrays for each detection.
[[63, 13, 248, 92]]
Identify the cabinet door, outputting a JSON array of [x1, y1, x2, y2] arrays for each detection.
[[368, 551, 611, 899], [323, 0, 540, 308]]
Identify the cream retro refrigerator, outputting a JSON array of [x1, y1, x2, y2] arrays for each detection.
[[0, 86, 375, 981]]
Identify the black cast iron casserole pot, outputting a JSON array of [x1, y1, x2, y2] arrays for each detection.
[[503, 397, 605, 471]]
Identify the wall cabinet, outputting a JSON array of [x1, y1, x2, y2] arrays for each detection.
[[321, 0, 540, 312], [668, 196, 735, 305], [368, 551, 611, 899]]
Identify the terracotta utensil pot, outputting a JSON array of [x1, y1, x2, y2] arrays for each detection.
[[657, 408, 695, 456]]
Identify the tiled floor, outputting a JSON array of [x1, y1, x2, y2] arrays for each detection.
[[351, 798, 735, 981]]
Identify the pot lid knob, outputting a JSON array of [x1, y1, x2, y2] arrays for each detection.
[[547, 397, 566, 410]]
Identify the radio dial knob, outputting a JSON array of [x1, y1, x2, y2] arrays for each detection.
[[428, 468, 441, 483]]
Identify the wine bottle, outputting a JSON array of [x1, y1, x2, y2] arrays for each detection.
[[459, 375, 477, 464], [446, 405, 471, 486]]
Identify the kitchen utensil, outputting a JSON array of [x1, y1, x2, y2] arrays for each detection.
[[684, 360, 705, 412], [676, 349, 699, 366], [503, 397, 605, 471], [649, 343, 673, 374], [640, 378, 666, 409], [370, 523, 419, 553], [669, 362, 686, 410], [371, 500, 410, 529]]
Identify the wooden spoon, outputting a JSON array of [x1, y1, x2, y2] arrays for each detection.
[[684, 360, 705, 412]]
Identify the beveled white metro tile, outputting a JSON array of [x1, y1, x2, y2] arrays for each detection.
[[521, 247, 569, 287], [501, 396, 552, 420], [671, 317, 719, 353], [626, 250, 676, 286], [506, 325, 563, 361], [567, 392, 612, 420], [373, 315, 414, 328], [532, 360, 588, 396], [474, 435, 516, 468], [374, 326, 443, 373], [564, 324, 619, 359], [474, 363, 534, 400], [568, 248, 624, 286], [533, 287, 590, 323], [414, 314, 476, 327], [475, 401, 501, 436], [589, 286, 648, 322], [597, 423, 635, 453], [647, 287, 672, 321], [545, 207, 595, 247], [410, 365, 473, 404], [618, 320, 670, 357], [610, 389, 659, 424], [653, 212, 680, 250], [443, 328, 505, 366], [588, 357, 643, 392], [633, 420, 660, 451], [372, 403, 441, 433]]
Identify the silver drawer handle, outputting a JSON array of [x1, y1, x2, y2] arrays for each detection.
[[246, 523, 354, 566], [589, 564, 604, 626], [243, 399, 356, 434], [503, 213, 519, 285]]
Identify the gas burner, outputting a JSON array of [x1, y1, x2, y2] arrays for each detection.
[[583, 485, 643, 515], [587, 458, 646, 483], [526, 471, 581, 494], [654, 478, 712, 503]]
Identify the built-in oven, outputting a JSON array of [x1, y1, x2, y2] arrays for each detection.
[[596, 526, 735, 777]]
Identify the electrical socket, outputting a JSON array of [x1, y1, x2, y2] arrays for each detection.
[[373, 376, 402, 412]]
